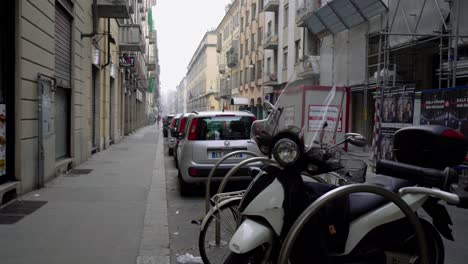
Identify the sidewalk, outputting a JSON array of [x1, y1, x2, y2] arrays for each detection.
[[0, 125, 169, 264]]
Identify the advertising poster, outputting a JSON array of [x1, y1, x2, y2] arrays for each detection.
[[421, 87, 468, 139], [308, 105, 341, 132], [0, 104, 5, 176], [379, 85, 415, 160]]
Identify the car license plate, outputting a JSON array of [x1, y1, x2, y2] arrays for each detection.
[[208, 151, 243, 159]]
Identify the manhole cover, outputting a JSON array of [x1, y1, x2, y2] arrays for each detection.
[[0, 200, 47, 224], [69, 169, 93, 175]]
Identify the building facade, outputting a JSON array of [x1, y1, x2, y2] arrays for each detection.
[[216, 0, 241, 111], [238, 0, 265, 118], [0, 0, 159, 198], [187, 31, 219, 112], [176, 77, 187, 113]]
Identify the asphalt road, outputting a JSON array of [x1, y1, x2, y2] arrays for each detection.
[[164, 139, 468, 264]]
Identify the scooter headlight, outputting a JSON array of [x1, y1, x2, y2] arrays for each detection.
[[273, 138, 299, 166]]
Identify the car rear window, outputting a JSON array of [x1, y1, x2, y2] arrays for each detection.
[[194, 115, 254, 140]]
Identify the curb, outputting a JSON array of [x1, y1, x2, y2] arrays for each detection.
[[137, 127, 170, 264]]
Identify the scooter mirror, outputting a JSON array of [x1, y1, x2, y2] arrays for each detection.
[[346, 133, 367, 147]]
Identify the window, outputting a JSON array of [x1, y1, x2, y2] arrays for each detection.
[[251, 64, 256, 81], [258, 27, 263, 44], [252, 3, 257, 21], [295, 40, 300, 64], [283, 47, 288, 69], [251, 34, 255, 51], [257, 60, 262, 80], [240, 70, 244, 85], [267, 21, 272, 36], [246, 11, 250, 26], [240, 44, 243, 58], [193, 116, 255, 140], [259, 0, 264, 10], [245, 40, 249, 55], [267, 57, 271, 75], [241, 17, 244, 32], [244, 69, 248, 83], [284, 4, 289, 28]]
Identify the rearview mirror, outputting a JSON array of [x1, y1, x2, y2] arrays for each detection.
[[345, 133, 367, 147]]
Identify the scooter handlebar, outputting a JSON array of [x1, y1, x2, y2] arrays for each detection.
[[376, 160, 458, 190]]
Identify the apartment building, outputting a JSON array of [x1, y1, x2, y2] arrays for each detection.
[[237, 0, 265, 118], [176, 77, 187, 113], [216, 0, 241, 111], [0, 0, 158, 198], [187, 31, 219, 112]]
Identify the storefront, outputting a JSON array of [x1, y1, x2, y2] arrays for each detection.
[[0, 0, 15, 183]]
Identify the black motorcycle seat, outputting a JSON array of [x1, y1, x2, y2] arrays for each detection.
[[348, 175, 414, 221]]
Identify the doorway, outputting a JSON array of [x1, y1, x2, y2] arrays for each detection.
[[109, 77, 115, 144]]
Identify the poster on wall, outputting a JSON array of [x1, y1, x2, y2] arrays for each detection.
[[0, 104, 5, 176], [308, 105, 342, 132], [420, 86, 468, 139], [379, 85, 415, 160]]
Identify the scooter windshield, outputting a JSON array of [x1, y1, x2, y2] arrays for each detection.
[[251, 77, 345, 155]]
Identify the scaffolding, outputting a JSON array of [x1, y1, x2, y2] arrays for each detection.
[[370, 0, 468, 164]]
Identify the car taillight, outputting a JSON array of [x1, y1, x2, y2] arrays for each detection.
[[188, 167, 198, 177], [180, 118, 187, 132], [441, 129, 465, 140], [188, 118, 198, 140]]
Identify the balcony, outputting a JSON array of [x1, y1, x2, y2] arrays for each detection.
[[97, 0, 130, 18], [219, 78, 231, 99], [295, 0, 317, 27], [263, 0, 279, 12], [298, 55, 320, 78], [264, 72, 278, 86], [148, 30, 156, 44], [226, 48, 238, 68], [147, 55, 156, 72], [218, 64, 226, 74], [263, 33, 278, 49], [119, 24, 145, 52]]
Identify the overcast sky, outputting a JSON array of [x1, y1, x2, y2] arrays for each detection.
[[153, 0, 230, 91]]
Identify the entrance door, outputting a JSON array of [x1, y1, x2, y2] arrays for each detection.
[[55, 88, 70, 159], [91, 67, 98, 149]]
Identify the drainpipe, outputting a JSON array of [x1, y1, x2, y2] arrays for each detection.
[[102, 18, 112, 68], [81, 0, 98, 39]]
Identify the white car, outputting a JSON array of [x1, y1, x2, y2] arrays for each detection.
[[176, 111, 261, 195]]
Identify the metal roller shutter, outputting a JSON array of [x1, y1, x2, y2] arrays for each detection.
[[54, 3, 72, 159], [55, 4, 72, 88], [91, 67, 97, 148]]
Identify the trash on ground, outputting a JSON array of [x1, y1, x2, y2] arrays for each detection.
[[176, 253, 203, 264], [175, 210, 180, 214], [173, 232, 179, 235], [34, 194, 40, 197], [191, 218, 202, 225]]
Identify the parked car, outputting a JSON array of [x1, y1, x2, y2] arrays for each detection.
[[163, 114, 174, 137], [168, 114, 182, 156], [176, 111, 261, 195], [174, 113, 194, 168]]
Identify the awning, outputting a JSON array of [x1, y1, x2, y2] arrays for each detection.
[[305, 0, 388, 35], [230, 97, 249, 105]]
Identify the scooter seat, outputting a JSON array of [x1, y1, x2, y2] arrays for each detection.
[[348, 175, 414, 221]]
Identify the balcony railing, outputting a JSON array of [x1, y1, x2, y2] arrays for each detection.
[[263, 0, 280, 12], [263, 33, 278, 49], [148, 31, 156, 44], [219, 78, 231, 99], [97, 0, 130, 18], [226, 48, 239, 68], [298, 55, 320, 77], [264, 72, 278, 85], [218, 64, 226, 74], [147, 55, 156, 72], [119, 24, 145, 52]]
